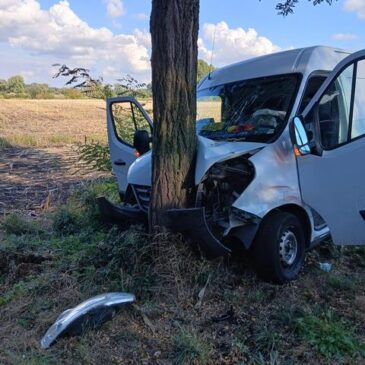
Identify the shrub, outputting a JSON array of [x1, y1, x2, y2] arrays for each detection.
[[7, 75, 25, 94], [63, 88, 84, 99], [53, 206, 81, 235], [76, 141, 112, 172], [27, 84, 54, 99], [1, 214, 42, 235]]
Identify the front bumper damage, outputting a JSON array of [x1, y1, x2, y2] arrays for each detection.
[[97, 197, 231, 257], [97, 197, 147, 225], [97, 196, 258, 257], [167, 207, 231, 257]]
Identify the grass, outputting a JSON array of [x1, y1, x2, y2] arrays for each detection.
[[0, 180, 364, 364], [197, 100, 222, 122], [295, 310, 365, 359], [1, 214, 43, 235], [0, 99, 107, 147], [327, 274, 357, 292], [0, 99, 154, 148], [3, 133, 107, 148], [0, 280, 30, 306], [0, 136, 12, 148], [253, 324, 283, 353], [172, 329, 212, 365]]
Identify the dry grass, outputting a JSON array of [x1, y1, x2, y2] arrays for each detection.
[[0, 196, 364, 364], [0, 99, 107, 147], [197, 100, 222, 122]]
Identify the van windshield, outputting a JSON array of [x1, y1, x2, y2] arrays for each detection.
[[197, 74, 299, 142]]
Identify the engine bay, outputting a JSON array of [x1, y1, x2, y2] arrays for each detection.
[[196, 156, 255, 238]]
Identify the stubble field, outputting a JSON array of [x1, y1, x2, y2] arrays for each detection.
[[0, 99, 107, 148]]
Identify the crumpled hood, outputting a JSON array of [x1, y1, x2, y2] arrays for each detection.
[[194, 136, 266, 183], [127, 137, 266, 187]]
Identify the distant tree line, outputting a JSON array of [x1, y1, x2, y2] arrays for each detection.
[[197, 59, 214, 82], [0, 74, 153, 100], [0, 75, 57, 99], [0, 60, 213, 100]]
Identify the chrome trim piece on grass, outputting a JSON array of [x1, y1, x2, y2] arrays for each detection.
[[41, 292, 135, 349]]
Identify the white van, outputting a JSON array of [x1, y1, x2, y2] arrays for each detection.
[[101, 46, 365, 283]]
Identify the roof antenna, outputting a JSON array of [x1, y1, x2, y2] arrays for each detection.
[[208, 25, 217, 80]]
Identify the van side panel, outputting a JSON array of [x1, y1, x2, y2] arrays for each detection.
[[232, 128, 302, 218]]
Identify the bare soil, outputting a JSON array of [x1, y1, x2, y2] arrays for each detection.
[[0, 146, 106, 214]]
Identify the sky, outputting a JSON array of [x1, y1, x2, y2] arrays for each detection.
[[0, 0, 364, 86]]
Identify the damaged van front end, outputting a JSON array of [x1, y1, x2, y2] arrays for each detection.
[[167, 137, 265, 257]]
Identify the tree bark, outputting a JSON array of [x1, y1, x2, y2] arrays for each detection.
[[150, 0, 199, 230]]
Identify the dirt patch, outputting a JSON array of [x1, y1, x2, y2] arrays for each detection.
[[0, 146, 108, 214]]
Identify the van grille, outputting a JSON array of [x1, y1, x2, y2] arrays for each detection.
[[132, 185, 151, 212]]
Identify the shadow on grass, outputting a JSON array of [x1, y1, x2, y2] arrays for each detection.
[[0, 144, 108, 213]]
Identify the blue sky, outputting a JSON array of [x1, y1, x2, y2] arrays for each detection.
[[0, 0, 363, 86]]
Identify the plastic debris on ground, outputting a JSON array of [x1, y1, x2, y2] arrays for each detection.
[[319, 262, 332, 272], [41, 292, 135, 349]]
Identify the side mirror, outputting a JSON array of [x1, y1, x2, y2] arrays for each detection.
[[293, 117, 311, 155], [133, 129, 150, 155]]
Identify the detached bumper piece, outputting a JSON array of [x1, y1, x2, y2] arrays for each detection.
[[97, 197, 147, 225], [41, 292, 135, 349], [167, 207, 231, 258]]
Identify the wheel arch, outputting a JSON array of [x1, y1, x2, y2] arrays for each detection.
[[265, 204, 312, 248]]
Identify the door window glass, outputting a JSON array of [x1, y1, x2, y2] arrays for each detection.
[[111, 102, 151, 146], [132, 103, 152, 132], [298, 75, 327, 114], [318, 65, 353, 149], [352, 60, 365, 139]]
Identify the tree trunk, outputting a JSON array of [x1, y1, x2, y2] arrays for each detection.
[[149, 0, 199, 230]]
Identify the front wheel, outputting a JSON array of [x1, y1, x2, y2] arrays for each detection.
[[251, 211, 306, 284]]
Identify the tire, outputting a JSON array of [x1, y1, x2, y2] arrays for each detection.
[[251, 211, 306, 284]]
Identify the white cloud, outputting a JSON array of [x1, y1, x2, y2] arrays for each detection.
[[0, 2, 280, 84], [0, 0, 150, 81], [332, 33, 358, 41], [104, 0, 125, 18], [198, 22, 280, 67], [344, 0, 365, 19]]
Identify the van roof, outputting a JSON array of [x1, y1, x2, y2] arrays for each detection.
[[199, 46, 351, 89]]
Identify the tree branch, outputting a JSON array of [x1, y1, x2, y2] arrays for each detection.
[[275, 0, 337, 16]]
